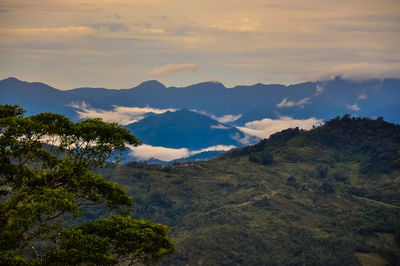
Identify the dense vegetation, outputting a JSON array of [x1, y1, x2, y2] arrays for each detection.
[[0, 105, 174, 265], [99, 115, 400, 265]]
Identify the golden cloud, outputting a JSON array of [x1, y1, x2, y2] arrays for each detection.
[[151, 63, 198, 77]]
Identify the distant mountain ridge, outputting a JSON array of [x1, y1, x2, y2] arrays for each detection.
[[1, 76, 399, 124], [1, 76, 399, 162], [0, 77, 80, 118]]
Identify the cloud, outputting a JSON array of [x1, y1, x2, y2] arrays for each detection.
[[297, 97, 311, 106], [347, 103, 360, 111], [0, 7, 11, 13], [151, 63, 198, 77], [231, 132, 258, 146], [128, 144, 189, 161], [314, 63, 400, 81], [128, 144, 235, 161], [357, 93, 367, 100], [211, 18, 262, 32], [211, 124, 230, 129], [0, 23, 136, 46], [276, 98, 295, 108], [191, 109, 242, 123], [1, 0, 399, 89], [345, 93, 365, 111], [0, 26, 93, 36], [69, 102, 175, 125], [315, 84, 324, 96], [91, 23, 129, 32], [237, 116, 322, 139], [213, 114, 242, 123], [276, 97, 310, 108], [194, 145, 236, 154]]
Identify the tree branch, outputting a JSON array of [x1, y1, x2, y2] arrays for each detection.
[[21, 233, 41, 260]]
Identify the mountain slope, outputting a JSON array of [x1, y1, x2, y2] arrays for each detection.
[[124, 109, 245, 150], [0, 77, 79, 117], [100, 116, 400, 265]]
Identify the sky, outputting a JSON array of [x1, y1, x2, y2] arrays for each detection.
[[0, 0, 400, 89]]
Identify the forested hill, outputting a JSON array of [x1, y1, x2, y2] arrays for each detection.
[[225, 115, 400, 174], [100, 116, 400, 265]]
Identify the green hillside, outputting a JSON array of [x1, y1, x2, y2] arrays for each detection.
[[100, 116, 400, 265]]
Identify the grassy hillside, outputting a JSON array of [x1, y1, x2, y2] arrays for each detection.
[[100, 116, 400, 265]]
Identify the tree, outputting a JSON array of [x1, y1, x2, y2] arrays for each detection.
[[248, 151, 274, 165], [0, 105, 175, 265]]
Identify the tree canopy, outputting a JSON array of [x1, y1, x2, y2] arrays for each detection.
[[0, 105, 175, 265]]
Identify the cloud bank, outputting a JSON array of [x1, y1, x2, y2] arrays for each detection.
[[128, 144, 236, 161], [237, 116, 323, 140], [70, 102, 176, 125], [151, 63, 198, 77]]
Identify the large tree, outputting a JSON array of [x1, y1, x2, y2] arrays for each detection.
[[0, 105, 175, 265]]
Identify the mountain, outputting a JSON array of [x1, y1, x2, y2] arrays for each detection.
[[1, 77, 400, 124], [65, 80, 168, 110], [64, 77, 400, 124], [2, 76, 400, 162], [100, 116, 400, 265], [124, 109, 245, 150], [0, 77, 79, 118]]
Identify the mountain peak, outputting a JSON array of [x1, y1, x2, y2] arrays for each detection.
[[135, 80, 166, 89], [187, 81, 226, 90], [3, 77, 20, 81], [125, 108, 244, 150], [0, 77, 23, 85], [199, 80, 225, 87]]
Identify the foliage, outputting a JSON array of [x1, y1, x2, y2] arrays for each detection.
[[286, 176, 298, 187], [248, 151, 274, 165], [0, 105, 174, 265], [226, 115, 400, 174], [98, 115, 400, 265], [310, 115, 400, 173]]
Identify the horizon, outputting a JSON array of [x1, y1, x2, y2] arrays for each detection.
[[1, 75, 398, 91]]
